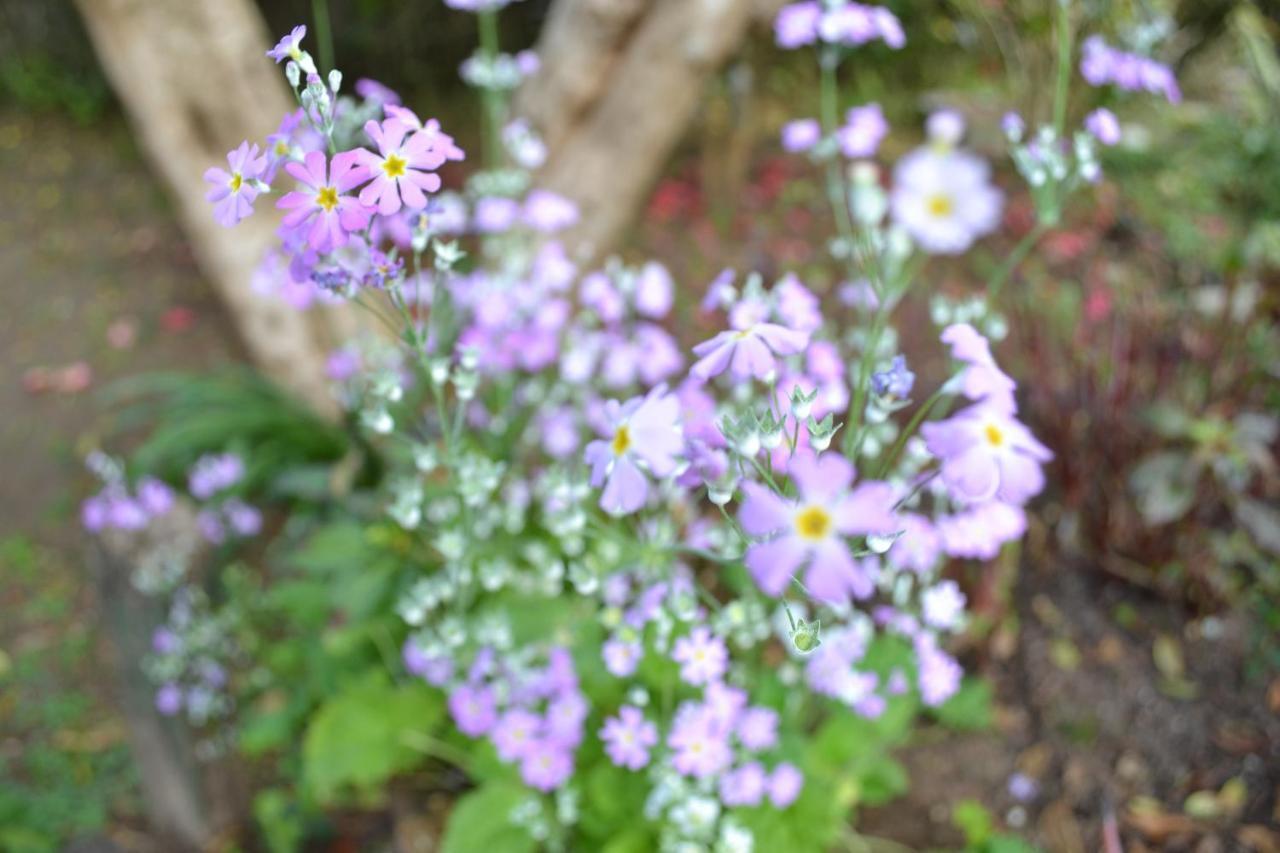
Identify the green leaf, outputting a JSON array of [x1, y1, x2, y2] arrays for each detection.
[[440, 782, 536, 853], [302, 673, 443, 802], [932, 678, 993, 731], [952, 799, 994, 846]]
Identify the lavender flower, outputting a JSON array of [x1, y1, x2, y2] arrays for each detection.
[[767, 762, 804, 808], [921, 404, 1053, 505], [584, 386, 684, 515], [1080, 36, 1181, 103], [519, 740, 574, 791], [355, 118, 449, 215], [671, 627, 729, 686], [739, 453, 897, 602], [720, 762, 767, 807], [203, 141, 268, 227], [782, 118, 822, 153], [891, 136, 1002, 255], [448, 684, 498, 737], [691, 320, 809, 383], [600, 706, 658, 770], [870, 355, 915, 398], [837, 103, 889, 159], [1084, 107, 1122, 146], [277, 150, 372, 253]]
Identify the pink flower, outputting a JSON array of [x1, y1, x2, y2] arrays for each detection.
[[671, 627, 728, 686], [600, 705, 658, 770], [739, 453, 897, 602], [837, 103, 888, 159], [492, 708, 542, 762], [940, 323, 1017, 413], [691, 321, 809, 382], [204, 141, 268, 227], [767, 762, 804, 808], [920, 404, 1052, 505], [519, 740, 574, 791], [355, 118, 450, 215], [277, 150, 372, 253], [584, 386, 684, 515]]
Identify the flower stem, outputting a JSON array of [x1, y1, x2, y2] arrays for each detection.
[[312, 0, 335, 77], [1051, 0, 1073, 139], [477, 10, 506, 169]]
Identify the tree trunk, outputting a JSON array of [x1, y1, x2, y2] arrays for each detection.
[[88, 505, 246, 850], [75, 0, 355, 415], [518, 0, 784, 261]]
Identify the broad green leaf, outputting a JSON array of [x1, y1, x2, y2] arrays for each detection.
[[440, 782, 536, 853], [932, 679, 994, 731]]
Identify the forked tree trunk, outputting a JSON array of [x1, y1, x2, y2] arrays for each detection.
[[518, 0, 784, 260], [75, 0, 357, 415]]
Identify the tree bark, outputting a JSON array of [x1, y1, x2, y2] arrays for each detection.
[[75, 0, 355, 415], [518, 0, 784, 261]]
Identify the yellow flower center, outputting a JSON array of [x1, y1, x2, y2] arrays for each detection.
[[316, 185, 340, 212], [274, 140, 290, 156], [611, 425, 631, 456], [984, 423, 1005, 446], [794, 505, 832, 541], [229, 172, 243, 193], [382, 153, 408, 179], [926, 193, 953, 217]]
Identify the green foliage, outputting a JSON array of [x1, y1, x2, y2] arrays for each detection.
[[932, 678, 994, 731], [952, 799, 1039, 852], [101, 369, 355, 495], [440, 782, 536, 853], [302, 673, 443, 802]]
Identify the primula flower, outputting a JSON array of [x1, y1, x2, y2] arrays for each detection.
[[355, 118, 449, 215], [940, 323, 1016, 412], [782, 118, 822, 153], [936, 501, 1027, 560], [774, 1, 904, 50], [736, 707, 779, 751], [886, 512, 942, 574], [519, 740, 573, 791], [891, 143, 1002, 255], [204, 141, 268, 227], [493, 708, 542, 761], [1080, 36, 1181, 103], [188, 453, 244, 499], [277, 150, 372, 253], [921, 580, 966, 631], [669, 706, 733, 779], [837, 103, 888, 159], [915, 634, 962, 706], [671, 627, 729, 686], [691, 319, 809, 383], [870, 354, 915, 398], [584, 386, 684, 515], [720, 762, 768, 807], [1084, 107, 1122, 146], [739, 453, 897, 602], [448, 684, 498, 737], [767, 763, 804, 808], [600, 705, 658, 770], [266, 25, 308, 66], [921, 404, 1052, 505], [523, 189, 579, 232]]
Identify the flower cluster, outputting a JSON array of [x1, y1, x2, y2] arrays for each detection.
[[1080, 35, 1181, 103], [145, 587, 242, 741], [177, 3, 1173, 847]]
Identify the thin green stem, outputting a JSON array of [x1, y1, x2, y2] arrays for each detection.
[[476, 10, 506, 168], [988, 221, 1049, 303], [1051, 0, 1073, 138], [312, 0, 335, 77], [877, 387, 948, 479]]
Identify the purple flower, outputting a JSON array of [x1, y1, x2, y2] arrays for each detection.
[[1008, 772, 1039, 802], [152, 627, 180, 655], [635, 261, 675, 319], [473, 196, 520, 233], [820, 3, 905, 49], [837, 103, 888, 159], [448, 684, 498, 737], [189, 454, 244, 499], [736, 706, 779, 751], [921, 404, 1052, 505], [940, 324, 1016, 413], [915, 635, 962, 706], [886, 512, 942, 575], [277, 150, 372, 253], [355, 118, 449, 215], [1084, 107, 1122, 146], [767, 762, 804, 808], [1001, 111, 1025, 142], [774, 2, 821, 48], [671, 627, 728, 686], [600, 705, 658, 770], [936, 502, 1026, 560], [403, 639, 453, 685], [739, 453, 897, 602], [921, 580, 966, 631], [355, 77, 401, 105], [691, 320, 809, 383], [267, 25, 307, 65], [136, 478, 174, 516], [493, 708, 542, 762], [204, 141, 268, 227], [545, 692, 589, 748], [668, 706, 733, 779], [519, 740, 574, 791], [1080, 36, 1180, 103], [155, 683, 183, 716], [224, 500, 262, 537], [196, 510, 225, 544], [523, 189, 579, 232], [774, 274, 822, 333], [782, 119, 822, 153], [891, 145, 1002, 255], [603, 637, 642, 677], [584, 385, 684, 515], [720, 762, 768, 807], [870, 354, 914, 398]]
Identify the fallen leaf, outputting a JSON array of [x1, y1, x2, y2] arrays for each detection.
[[1153, 633, 1185, 679]]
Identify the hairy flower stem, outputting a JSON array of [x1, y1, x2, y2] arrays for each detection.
[[312, 0, 335, 79], [477, 9, 506, 168], [1052, 0, 1074, 140]]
